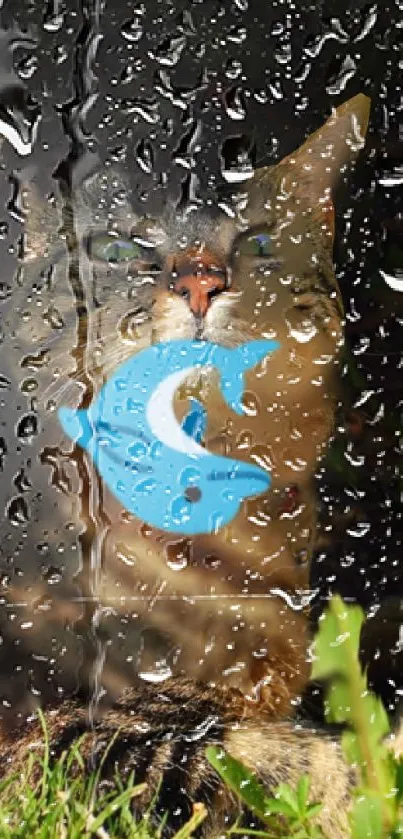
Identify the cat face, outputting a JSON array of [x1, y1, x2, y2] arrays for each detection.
[[12, 96, 369, 406]]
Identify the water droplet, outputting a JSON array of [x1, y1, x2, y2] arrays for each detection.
[[139, 662, 173, 683], [7, 174, 25, 222], [224, 86, 247, 121], [185, 713, 220, 741], [170, 495, 191, 523], [268, 80, 283, 101], [346, 521, 371, 538], [43, 567, 63, 585], [0, 437, 7, 469], [14, 467, 32, 493], [221, 135, 255, 183], [136, 138, 154, 174], [340, 554, 355, 568], [17, 413, 39, 443], [20, 378, 39, 394], [177, 9, 196, 34], [16, 54, 38, 80], [21, 350, 50, 372], [378, 166, 403, 187], [173, 121, 201, 169], [6, 495, 30, 526], [0, 374, 11, 390], [288, 321, 318, 343], [121, 98, 159, 125], [53, 44, 68, 64], [37, 542, 49, 555], [326, 55, 357, 95], [154, 68, 207, 110], [304, 21, 348, 58], [241, 391, 260, 417], [43, 306, 64, 330], [128, 439, 148, 459], [270, 587, 319, 611], [344, 450, 365, 467], [354, 5, 378, 42], [20, 621, 33, 630], [109, 145, 126, 163], [116, 543, 137, 567], [150, 35, 186, 67], [227, 25, 247, 45], [225, 58, 242, 80], [121, 16, 143, 43], [43, 3, 65, 32], [254, 88, 268, 104], [274, 44, 291, 66], [119, 63, 139, 85], [134, 478, 157, 496], [166, 554, 188, 571]]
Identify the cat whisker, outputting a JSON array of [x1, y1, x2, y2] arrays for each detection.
[[39, 338, 141, 404], [41, 377, 82, 408], [42, 367, 122, 410]]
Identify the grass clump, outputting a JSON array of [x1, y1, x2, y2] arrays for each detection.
[[0, 722, 206, 839]]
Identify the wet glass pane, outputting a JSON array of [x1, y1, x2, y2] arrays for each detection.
[[0, 0, 401, 822]]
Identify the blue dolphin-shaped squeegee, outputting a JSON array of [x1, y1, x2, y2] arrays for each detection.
[[58, 339, 279, 535]]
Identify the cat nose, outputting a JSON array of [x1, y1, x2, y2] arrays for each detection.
[[170, 251, 228, 317], [174, 273, 227, 316]]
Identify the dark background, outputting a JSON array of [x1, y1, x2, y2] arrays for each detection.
[[0, 0, 402, 715]]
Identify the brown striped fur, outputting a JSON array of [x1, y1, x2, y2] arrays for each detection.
[[0, 679, 353, 838]]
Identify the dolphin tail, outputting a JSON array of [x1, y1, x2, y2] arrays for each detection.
[[58, 406, 93, 448], [220, 340, 280, 414]]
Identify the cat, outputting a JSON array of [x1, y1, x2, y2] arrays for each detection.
[[0, 90, 375, 837], [0, 93, 370, 724]]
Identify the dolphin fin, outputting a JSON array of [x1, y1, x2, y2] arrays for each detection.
[[58, 406, 93, 448], [181, 397, 207, 444], [220, 340, 280, 414]]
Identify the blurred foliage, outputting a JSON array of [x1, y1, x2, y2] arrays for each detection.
[[312, 595, 403, 837], [209, 596, 403, 838]]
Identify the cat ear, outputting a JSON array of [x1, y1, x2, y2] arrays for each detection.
[[278, 93, 371, 235], [279, 93, 371, 189]]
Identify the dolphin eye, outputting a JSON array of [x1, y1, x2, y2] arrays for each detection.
[[237, 231, 272, 258], [184, 486, 202, 503], [87, 232, 148, 264]]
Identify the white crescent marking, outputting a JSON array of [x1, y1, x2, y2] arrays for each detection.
[[380, 269, 403, 293], [146, 366, 208, 457]]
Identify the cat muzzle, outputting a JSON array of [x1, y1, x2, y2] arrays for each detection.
[[169, 249, 229, 317]]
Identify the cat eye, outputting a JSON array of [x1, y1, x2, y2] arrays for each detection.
[[291, 291, 316, 312], [86, 232, 155, 265], [236, 231, 273, 259]]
